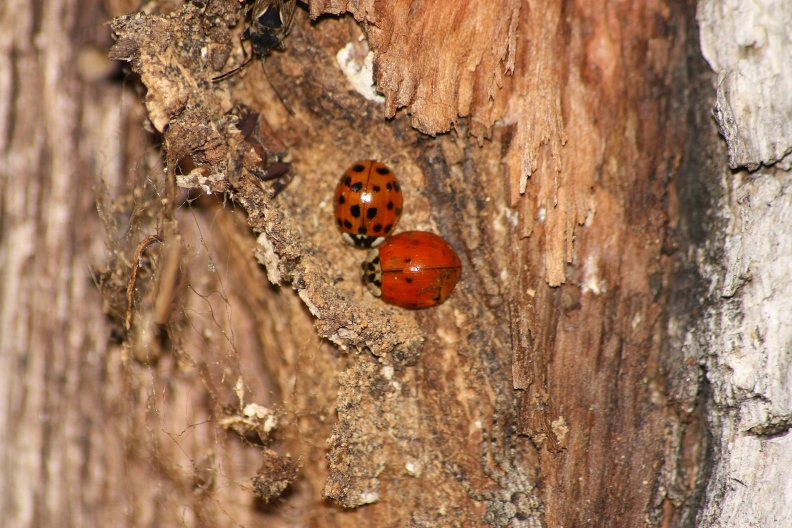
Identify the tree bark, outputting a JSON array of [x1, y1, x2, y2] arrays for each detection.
[[691, 1, 792, 526], [5, 0, 783, 527], [0, 0, 156, 525]]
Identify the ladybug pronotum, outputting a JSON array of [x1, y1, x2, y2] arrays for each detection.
[[362, 231, 462, 309], [334, 160, 403, 248]]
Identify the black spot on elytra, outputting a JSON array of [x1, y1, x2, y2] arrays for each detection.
[[350, 205, 361, 218], [367, 208, 378, 219], [387, 201, 394, 210], [384, 224, 392, 233], [338, 195, 345, 204], [386, 182, 393, 191], [343, 219, 353, 229], [404, 258, 412, 263], [372, 185, 381, 192], [376, 166, 389, 175], [395, 208, 402, 216], [351, 182, 363, 192], [434, 295, 441, 301], [392, 181, 400, 192], [344, 176, 352, 187], [358, 226, 367, 235], [352, 164, 365, 172], [406, 278, 413, 283], [373, 224, 383, 233], [337, 218, 343, 228]]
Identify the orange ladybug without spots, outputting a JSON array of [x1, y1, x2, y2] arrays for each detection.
[[361, 231, 462, 309], [334, 160, 403, 248]]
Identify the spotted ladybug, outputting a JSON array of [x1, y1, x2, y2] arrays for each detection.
[[334, 160, 403, 248], [361, 231, 462, 309]]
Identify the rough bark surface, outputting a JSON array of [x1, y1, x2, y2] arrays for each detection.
[[1, 0, 720, 527], [698, 0, 792, 170], [0, 0, 161, 525], [693, 1, 792, 525], [695, 172, 792, 528], [312, 0, 573, 284]]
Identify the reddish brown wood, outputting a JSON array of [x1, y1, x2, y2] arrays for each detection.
[[1, 0, 707, 526]]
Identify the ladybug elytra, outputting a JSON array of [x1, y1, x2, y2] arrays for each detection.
[[334, 160, 403, 248], [361, 231, 462, 309]]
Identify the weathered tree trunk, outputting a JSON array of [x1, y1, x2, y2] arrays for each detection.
[[0, 0, 155, 525], [4, 0, 788, 527], [691, 1, 792, 526]]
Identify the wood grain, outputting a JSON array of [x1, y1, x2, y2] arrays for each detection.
[[0, 0, 721, 526]]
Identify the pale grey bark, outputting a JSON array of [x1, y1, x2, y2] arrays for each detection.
[[698, 0, 792, 170], [695, 1, 792, 526]]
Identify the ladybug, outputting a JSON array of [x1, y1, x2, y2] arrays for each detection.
[[361, 231, 462, 309], [334, 160, 403, 248]]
